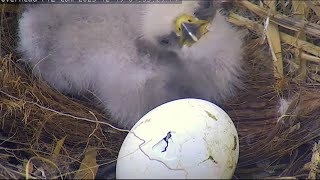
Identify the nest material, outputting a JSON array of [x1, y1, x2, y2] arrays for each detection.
[[0, 55, 128, 178], [0, 1, 320, 179]]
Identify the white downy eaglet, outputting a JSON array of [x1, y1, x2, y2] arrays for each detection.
[[18, 1, 244, 128]]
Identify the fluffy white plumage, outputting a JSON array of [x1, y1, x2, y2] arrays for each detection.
[[18, 1, 244, 128]]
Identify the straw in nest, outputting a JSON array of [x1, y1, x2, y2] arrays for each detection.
[[0, 1, 320, 179]]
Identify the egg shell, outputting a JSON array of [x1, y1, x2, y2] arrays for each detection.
[[116, 98, 239, 179]]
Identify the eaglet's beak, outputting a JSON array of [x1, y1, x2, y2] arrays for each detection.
[[175, 15, 210, 47]]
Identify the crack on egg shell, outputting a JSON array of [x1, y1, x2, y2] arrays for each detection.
[[227, 156, 234, 169], [225, 148, 236, 170], [199, 155, 218, 165], [232, 135, 237, 151], [130, 132, 189, 178], [133, 118, 152, 131], [202, 135, 220, 166], [208, 155, 218, 164], [205, 110, 218, 121]]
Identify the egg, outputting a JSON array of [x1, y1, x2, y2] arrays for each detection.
[[116, 98, 239, 179]]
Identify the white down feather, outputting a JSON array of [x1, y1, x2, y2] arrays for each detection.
[[18, 2, 245, 128]]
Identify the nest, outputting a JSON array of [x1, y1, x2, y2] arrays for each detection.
[[1, 1, 320, 179]]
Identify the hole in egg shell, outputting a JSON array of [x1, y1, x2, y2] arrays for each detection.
[[152, 131, 173, 153], [152, 131, 177, 161]]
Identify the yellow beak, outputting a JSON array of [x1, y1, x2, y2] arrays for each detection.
[[175, 15, 209, 47]]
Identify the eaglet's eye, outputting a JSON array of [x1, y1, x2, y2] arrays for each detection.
[[160, 38, 170, 45]]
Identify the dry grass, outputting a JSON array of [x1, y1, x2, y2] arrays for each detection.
[[0, 1, 320, 179], [0, 55, 128, 178]]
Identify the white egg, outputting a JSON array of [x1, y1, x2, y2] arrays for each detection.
[[116, 98, 239, 179]]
